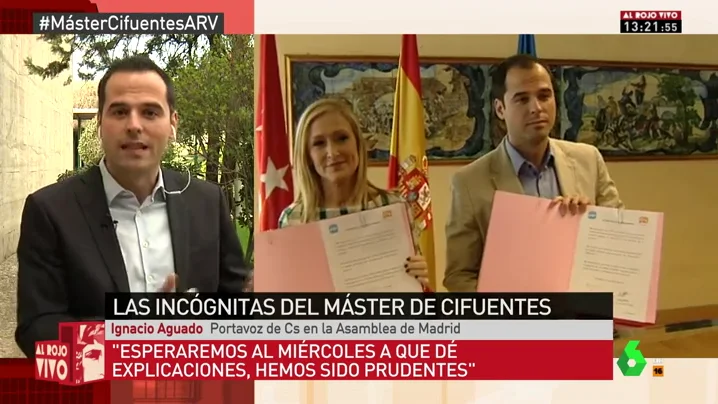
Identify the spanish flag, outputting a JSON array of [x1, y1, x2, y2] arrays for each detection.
[[388, 35, 437, 291]]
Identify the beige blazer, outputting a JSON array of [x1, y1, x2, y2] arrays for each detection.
[[443, 138, 624, 292]]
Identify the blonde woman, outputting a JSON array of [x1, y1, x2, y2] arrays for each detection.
[[279, 98, 430, 289]]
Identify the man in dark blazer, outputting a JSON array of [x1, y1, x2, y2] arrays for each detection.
[[15, 55, 252, 358]]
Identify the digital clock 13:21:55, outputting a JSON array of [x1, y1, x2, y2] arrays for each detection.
[[621, 19, 682, 33]]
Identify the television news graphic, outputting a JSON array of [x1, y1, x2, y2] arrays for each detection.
[[653, 364, 664, 377], [35, 322, 105, 385], [617, 340, 647, 376], [0, 2, 98, 35], [103, 293, 615, 381], [620, 10, 682, 33], [105, 292, 613, 320], [652, 358, 664, 377], [31, 13, 225, 35]]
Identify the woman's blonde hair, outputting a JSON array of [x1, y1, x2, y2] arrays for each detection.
[[292, 97, 385, 223]]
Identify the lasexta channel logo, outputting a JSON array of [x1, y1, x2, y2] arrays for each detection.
[[617, 340, 647, 376]]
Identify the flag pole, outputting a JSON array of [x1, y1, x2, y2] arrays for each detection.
[[517, 34, 537, 57]]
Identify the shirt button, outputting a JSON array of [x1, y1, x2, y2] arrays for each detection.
[[148, 275, 155, 282], [137, 210, 142, 216], [142, 241, 149, 248]]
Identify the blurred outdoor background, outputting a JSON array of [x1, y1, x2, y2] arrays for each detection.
[[0, 34, 255, 357]]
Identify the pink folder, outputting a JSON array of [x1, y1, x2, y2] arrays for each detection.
[[478, 191, 663, 325], [254, 204, 420, 293], [254, 223, 336, 293]]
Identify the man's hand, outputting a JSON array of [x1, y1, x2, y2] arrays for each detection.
[[550, 195, 590, 216], [243, 274, 254, 292], [157, 274, 200, 293], [158, 274, 178, 292]]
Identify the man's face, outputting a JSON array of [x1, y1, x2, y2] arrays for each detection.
[[494, 63, 556, 147], [99, 71, 177, 173]]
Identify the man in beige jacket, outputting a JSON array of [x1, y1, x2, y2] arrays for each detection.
[[443, 54, 624, 293]]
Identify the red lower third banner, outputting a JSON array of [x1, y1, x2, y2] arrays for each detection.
[[106, 340, 613, 381], [0, 359, 254, 404]]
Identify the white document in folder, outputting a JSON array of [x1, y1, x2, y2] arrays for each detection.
[[569, 207, 663, 323], [319, 203, 422, 293]]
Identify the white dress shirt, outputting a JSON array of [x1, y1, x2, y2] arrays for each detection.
[[99, 159, 176, 292]]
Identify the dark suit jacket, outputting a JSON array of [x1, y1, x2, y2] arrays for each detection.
[[15, 166, 251, 357]]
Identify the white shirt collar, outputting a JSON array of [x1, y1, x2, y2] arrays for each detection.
[[98, 158, 165, 204]]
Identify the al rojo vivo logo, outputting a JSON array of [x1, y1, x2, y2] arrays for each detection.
[[35, 322, 105, 385], [617, 340, 647, 376]]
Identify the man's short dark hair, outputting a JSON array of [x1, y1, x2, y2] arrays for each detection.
[[491, 54, 557, 102], [97, 55, 175, 117]]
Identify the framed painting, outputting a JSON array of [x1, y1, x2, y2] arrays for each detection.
[[286, 56, 718, 163], [285, 56, 498, 165], [548, 61, 718, 160]]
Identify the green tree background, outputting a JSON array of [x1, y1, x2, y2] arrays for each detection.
[[28, 34, 255, 264]]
